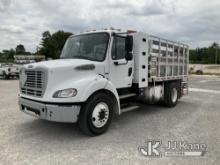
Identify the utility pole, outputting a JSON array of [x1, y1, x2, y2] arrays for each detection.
[[213, 43, 219, 64]]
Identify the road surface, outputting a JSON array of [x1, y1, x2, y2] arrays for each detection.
[[0, 76, 219, 164]]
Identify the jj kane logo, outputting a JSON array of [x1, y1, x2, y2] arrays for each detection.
[[139, 140, 161, 157], [139, 140, 207, 157]]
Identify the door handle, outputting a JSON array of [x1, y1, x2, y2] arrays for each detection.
[[114, 60, 128, 65], [128, 67, 132, 76]]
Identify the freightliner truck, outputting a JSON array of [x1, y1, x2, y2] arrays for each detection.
[[18, 29, 189, 136]]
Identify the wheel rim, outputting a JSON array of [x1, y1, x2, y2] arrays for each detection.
[[171, 88, 178, 103], [91, 102, 109, 128]]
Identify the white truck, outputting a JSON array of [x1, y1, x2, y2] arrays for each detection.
[[18, 29, 189, 136], [0, 63, 19, 79]]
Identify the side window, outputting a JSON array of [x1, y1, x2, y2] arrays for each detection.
[[111, 37, 126, 60]]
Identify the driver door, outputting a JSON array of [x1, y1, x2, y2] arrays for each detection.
[[108, 36, 133, 89]]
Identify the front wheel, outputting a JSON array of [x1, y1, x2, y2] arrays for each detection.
[[78, 92, 114, 136]]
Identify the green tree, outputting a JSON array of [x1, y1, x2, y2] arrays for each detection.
[[7, 49, 16, 59], [38, 30, 73, 59], [0, 49, 15, 59], [189, 49, 197, 64], [15, 44, 26, 55], [189, 42, 220, 64]]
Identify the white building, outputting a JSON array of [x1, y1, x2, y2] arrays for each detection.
[[14, 55, 45, 64]]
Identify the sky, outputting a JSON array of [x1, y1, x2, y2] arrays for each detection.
[[0, 0, 220, 52]]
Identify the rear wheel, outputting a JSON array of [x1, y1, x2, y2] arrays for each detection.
[[78, 92, 114, 136], [164, 82, 179, 107]]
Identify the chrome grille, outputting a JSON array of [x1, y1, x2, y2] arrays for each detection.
[[21, 70, 45, 97]]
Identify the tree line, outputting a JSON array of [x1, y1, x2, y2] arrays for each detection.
[[0, 30, 72, 62], [189, 43, 220, 64], [0, 30, 219, 64], [36, 30, 72, 59], [0, 44, 31, 61]]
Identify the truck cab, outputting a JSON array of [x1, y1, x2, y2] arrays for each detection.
[[18, 29, 189, 136]]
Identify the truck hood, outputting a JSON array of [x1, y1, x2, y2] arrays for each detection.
[[24, 59, 99, 70], [19, 58, 108, 103]]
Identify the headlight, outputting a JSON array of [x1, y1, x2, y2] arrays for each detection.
[[53, 88, 77, 98]]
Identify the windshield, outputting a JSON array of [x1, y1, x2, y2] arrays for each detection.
[[60, 33, 109, 62]]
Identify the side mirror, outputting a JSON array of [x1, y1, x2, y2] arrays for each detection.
[[125, 36, 133, 61]]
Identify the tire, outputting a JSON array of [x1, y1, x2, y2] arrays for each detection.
[[78, 92, 114, 136], [164, 82, 179, 107]]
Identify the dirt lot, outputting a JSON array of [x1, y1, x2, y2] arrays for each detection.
[[0, 76, 220, 165]]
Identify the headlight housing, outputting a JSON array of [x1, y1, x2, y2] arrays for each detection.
[[53, 88, 77, 98]]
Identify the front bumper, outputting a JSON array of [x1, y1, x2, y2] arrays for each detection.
[[18, 97, 81, 123]]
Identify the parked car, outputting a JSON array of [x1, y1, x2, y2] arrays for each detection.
[[0, 63, 20, 79]]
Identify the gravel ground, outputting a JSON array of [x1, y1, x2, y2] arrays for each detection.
[[0, 76, 220, 165]]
